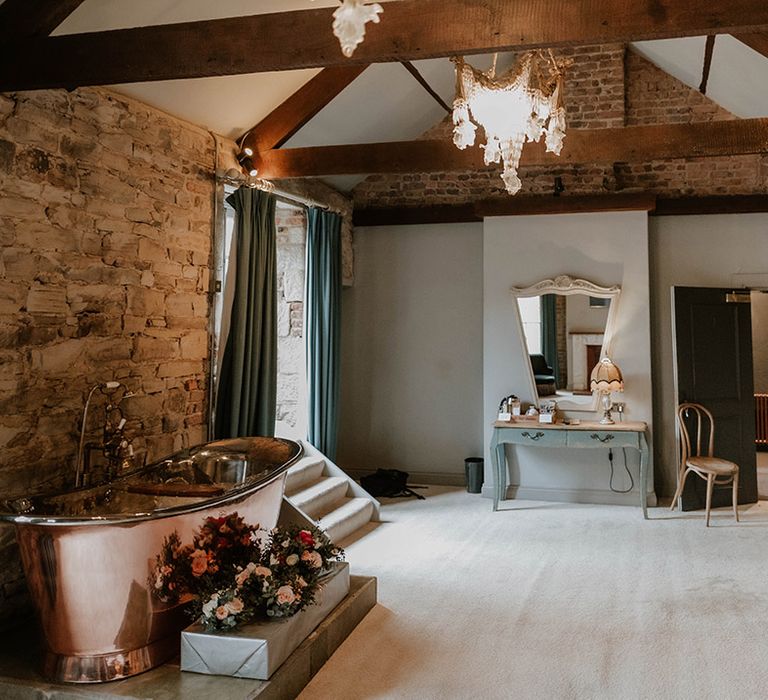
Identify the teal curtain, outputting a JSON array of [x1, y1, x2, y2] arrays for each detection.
[[306, 208, 342, 460], [540, 294, 561, 388], [215, 188, 277, 438]]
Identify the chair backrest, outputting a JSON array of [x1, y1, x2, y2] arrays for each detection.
[[677, 402, 715, 465], [529, 354, 553, 375]]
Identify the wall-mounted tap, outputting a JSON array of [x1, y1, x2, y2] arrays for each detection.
[[76, 382, 136, 488]]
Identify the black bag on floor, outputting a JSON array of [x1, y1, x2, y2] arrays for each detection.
[[360, 468, 425, 500]]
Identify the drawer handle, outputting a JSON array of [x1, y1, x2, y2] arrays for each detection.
[[590, 433, 614, 443], [521, 431, 545, 441]]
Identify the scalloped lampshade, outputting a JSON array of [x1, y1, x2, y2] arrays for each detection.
[[590, 357, 624, 393]]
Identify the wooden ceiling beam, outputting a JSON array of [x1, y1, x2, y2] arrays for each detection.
[[733, 32, 768, 58], [353, 194, 657, 226], [254, 118, 768, 178], [3, 0, 768, 91], [0, 0, 86, 43], [240, 64, 369, 155], [352, 194, 768, 226]]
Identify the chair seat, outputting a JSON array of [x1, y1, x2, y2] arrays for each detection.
[[686, 456, 738, 475]]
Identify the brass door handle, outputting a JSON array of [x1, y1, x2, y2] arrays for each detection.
[[521, 431, 545, 441], [590, 433, 614, 443]]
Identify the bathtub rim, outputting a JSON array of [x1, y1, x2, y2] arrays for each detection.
[[0, 437, 303, 528]]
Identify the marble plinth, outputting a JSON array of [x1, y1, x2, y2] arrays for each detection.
[[181, 562, 350, 680], [0, 575, 376, 700]]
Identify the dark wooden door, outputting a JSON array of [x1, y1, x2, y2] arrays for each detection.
[[673, 287, 757, 510]]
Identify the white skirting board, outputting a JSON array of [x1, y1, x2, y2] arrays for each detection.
[[481, 484, 658, 508], [181, 562, 350, 680], [346, 468, 467, 488]]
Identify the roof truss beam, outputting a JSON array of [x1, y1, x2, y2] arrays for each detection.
[[253, 118, 768, 179], [0, 0, 86, 43], [240, 64, 369, 155], [3, 0, 768, 90]]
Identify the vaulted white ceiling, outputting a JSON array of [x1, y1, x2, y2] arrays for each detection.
[[4, 1, 767, 192], [633, 35, 768, 118]]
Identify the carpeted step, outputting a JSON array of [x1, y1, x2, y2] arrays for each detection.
[[285, 457, 326, 496], [317, 498, 376, 544], [290, 476, 349, 518]]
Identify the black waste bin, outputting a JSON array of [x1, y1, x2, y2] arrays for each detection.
[[464, 457, 484, 494]]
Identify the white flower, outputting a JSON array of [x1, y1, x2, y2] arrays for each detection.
[[202, 594, 219, 618], [270, 553, 279, 566], [286, 554, 299, 566]]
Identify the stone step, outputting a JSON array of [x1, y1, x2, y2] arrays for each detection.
[[289, 476, 349, 519], [317, 498, 376, 545], [285, 456, 326, 495]]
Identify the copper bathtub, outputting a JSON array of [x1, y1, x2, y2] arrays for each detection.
[[0, 436, 302, 683]]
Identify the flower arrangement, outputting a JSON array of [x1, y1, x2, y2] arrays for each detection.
[[151, 512, 344, 631]]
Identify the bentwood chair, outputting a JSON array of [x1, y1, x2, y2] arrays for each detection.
[[670, 403, 739, 527]]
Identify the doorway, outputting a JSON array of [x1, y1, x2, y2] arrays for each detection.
[[752, 290, 768, 499], [672, 286, 758, 510]]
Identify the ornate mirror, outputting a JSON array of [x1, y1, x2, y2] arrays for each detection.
[[511, 275, 621, 412]]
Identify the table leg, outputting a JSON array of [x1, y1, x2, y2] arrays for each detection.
[[639, 433, 649, 520], [490, 431, 500, 511]]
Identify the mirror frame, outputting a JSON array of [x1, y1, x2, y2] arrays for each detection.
[[510, 274, 621, 412]]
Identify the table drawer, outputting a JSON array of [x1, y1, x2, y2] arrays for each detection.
[[506, 429, 567, 448], [566, 431, 639, 449]]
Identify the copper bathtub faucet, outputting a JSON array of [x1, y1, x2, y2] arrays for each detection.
[[75, 381, 137, 488]]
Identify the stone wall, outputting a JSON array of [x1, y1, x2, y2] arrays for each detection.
[[275, 202, 307, 439], [352, 47, 768, 207], [0, 87, 216, 625]]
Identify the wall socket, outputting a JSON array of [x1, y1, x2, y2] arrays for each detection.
[[614, 402, 625, 414]]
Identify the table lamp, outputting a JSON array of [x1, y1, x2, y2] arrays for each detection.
[[590, 357, 624, 425]]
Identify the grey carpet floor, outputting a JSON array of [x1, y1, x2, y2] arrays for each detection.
[[300, 488, 768, 700]]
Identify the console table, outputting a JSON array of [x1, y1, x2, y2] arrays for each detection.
[[490, 420, 650, 518]]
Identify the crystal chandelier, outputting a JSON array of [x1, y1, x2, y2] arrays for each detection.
[[332, 0, 383, 57], [451, 52, 569, 195]]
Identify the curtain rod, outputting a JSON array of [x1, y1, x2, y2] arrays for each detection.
[[216, 171, 336, 213]]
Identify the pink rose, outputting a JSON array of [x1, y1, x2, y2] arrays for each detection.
[[226, 597, 244, 614], [276, 585, 296, 605], [235, 569, 250, 586], [252, 566, 271, 578], [191, 550, 208, 577], [215, 605, 229, 620], [301, 550, 323, 569]]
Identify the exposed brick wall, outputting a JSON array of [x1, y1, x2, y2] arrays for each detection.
[[353, 48, 768, 208], [624, 49, 732, 126], [0, 86, 215, 626]]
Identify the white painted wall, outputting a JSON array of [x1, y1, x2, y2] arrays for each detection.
[[483, 212, 653, 505], [649, 214, 768, 496], [337, 223, 484, 484]]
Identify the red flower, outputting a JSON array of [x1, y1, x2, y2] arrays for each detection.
[[297, 530, 314, 547]]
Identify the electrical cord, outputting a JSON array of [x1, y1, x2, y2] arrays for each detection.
[[608, 447, 634, 493]]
